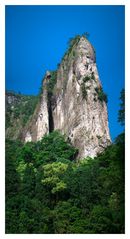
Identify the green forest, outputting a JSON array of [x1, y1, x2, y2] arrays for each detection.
[[5, 90, 125, 234]]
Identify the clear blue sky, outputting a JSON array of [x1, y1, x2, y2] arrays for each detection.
[[5, 5, 125, 141]]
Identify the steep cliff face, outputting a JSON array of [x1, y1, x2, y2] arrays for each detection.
[[24, 36, 111, 158], [24, 76, 49, 142]]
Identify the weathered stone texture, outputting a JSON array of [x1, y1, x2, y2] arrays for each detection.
[[24, 77, 49, 142], [24, 37, 111, 159], [51, 37, 111, 158]]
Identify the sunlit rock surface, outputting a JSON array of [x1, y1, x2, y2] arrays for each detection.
[[24, 37, 111, 158]]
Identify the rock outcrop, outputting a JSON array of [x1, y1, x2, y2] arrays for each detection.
[[24, 76, 49, 142], [24, 36, 111, 158]]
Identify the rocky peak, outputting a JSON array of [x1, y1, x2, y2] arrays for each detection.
[[24, 36, 111, 159], [77, 36, 96, 61]]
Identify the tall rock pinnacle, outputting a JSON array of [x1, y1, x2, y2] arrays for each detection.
[[24, 36, 111, 159]]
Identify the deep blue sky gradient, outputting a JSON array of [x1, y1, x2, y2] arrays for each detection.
[[5, 5, 125, 140]]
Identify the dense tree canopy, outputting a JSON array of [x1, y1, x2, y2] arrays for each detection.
[[5, 129, 125, 233]]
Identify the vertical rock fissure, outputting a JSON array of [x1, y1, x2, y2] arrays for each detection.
[[46, 71, 57, 133], [48, 99, 54, 133]]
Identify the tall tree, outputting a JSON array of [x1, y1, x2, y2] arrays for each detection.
[[118, 88, 125, 126]]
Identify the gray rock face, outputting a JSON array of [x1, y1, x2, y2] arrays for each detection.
[[24, 76, 49, 142], [24, 37, 111, 159]]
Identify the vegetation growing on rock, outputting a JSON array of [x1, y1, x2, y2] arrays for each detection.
[[81, 82, 88, 99], [95, 87, 108, 103], [83, 75, 91, 82]]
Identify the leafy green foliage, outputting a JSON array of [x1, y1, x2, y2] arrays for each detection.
[[5, 139, 22, 198], [81, 82, 88, 99], [68, 33, 89, 50], [118, 88, 125, 125], [37, 131, 78, 164], [62, 35, 81, 61], [6, 129, 124, 233], [81, 75, 95, 100], [68, 35, 81, 50], [42, 162, 68, 194], [83, 75, 91, 82], [91, 72, 95, 81], [62, 33, 90, 62], [53, 201, 83, 233]]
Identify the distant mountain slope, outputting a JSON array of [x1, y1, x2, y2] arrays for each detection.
[[5, 91, 38, 140]]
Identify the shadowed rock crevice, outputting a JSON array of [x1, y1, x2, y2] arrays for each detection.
[[46, 71, 57, 133], [48, 99, 54, 133]]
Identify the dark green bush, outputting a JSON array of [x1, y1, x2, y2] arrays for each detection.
[[81, 82, 87, 99], [83, 76, 91, 82], [91, 72, 95, 81]]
